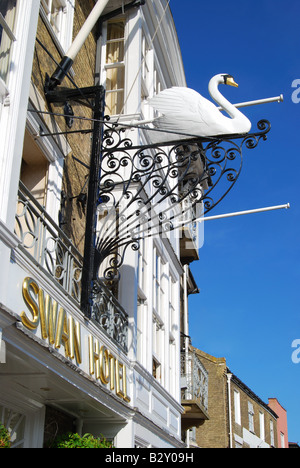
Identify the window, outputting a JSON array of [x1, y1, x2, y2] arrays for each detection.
[[153, 250, 167, 316], [234, 390, 241, 425], [154, 68, 161, 97], [42, 0, 65, 35], [41, 0, 74, 51], [105, 20, 125, 115], [0, 0, 17, 87], [169, 335, 175, 392], [152, 249, 166, 381], [0, 405, 26, 448], [280, 432, 285, 448], [15, 130, 50, 258], [248, 402, 255, 433], [169, 278, 177, 395], [137, 235, 147, 365], [152, 356, 161, 381], [152, 314, 163, 381], [270, 420, 275, 447], [259, 412, 265, 441], [141, 32, 150, 101], [137, 236, 147, 293], [153, 251, 161, 313], [20, 130, 49, 207]]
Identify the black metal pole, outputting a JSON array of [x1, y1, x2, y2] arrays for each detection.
[[81, 85, 105, 318]]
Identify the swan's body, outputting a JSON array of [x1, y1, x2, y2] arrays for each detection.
[[148, 74, 252, 141]]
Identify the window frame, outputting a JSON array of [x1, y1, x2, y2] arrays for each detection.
[[234, 390, 241, 425], [270, 420, 275, 447], [259, 411, 265, 441], [40, 0, 74, 53], [248, 401, 255, 433], [0, 2, 18, 102], [103, 18, 126, 116]]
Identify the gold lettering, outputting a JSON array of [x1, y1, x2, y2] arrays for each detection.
[[95, 339, 100, 379], [123, 365, 131, 403], [55, 308, 70, 357], [100, 346, 110, 385], [69, 317, 82, 365], [21, 278, 130, 402], [88, 336, 130, 402], [89, 335, 100, 379], [38, 289, 58, 343], [115, 360, 131, 402], [21, 278, 39, 330], [115, 360, 125, 399], [89, 335, 95, 376], [62, 313, 71, 358], [21, 278, 82, 365], [109, 353, 115, 391]]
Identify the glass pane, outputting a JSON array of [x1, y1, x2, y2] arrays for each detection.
[[105, 66, 125, 115], [106, 66, 125, 92], [0, 0, 17, 84], [106, 40, 124, 64], [0, 405, 26, 448], [107, 21, 124, 41], [106, 22, 125, 64], [105, 90, 124, 115]]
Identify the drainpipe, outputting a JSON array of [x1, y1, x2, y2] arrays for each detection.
[[48, 0, 110, 90], [183, 264, 191, 399], [227, 373, 233, 448], [183, 265, 190, 358], [183, 264, 190, 447], [0, 328, 6, 364]]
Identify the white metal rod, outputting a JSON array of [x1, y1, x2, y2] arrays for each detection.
[[123, 95, 284, 128], [218, 95, 283, 110], [67, 0, 110, 60], [198, 203, 290, 222]]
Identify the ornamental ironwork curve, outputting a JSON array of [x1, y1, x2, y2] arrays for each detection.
[[94, 118, 271, 281]]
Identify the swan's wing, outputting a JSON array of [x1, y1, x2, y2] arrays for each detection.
[[149, 87, 219, 126]]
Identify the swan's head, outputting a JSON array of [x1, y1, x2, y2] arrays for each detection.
[[223, 74, 239, 87], [210, 74, 239, 88]]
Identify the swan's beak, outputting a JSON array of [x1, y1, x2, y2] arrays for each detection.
[[226, 77, 239, 88]]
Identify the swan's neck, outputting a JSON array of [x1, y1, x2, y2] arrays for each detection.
[[208, 79, 240, 119]]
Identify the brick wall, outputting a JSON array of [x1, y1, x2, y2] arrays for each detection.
[[194, 349, 230, 448], [193, 348, 278, 448], [32, 0, 98, 254], [231, 377, 278, 448]]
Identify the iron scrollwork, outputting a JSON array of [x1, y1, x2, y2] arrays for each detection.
[[94, 119, 271, 281]]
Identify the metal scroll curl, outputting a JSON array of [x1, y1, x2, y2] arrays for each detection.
[[94, 118, 271, 281]]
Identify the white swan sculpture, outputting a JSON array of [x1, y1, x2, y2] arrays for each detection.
[[148, 74, 252, 141]]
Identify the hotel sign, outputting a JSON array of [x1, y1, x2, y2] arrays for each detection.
[[20, 277, 130, 403]]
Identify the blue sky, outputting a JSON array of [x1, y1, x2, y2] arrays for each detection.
[[170, 0, 300, 444]]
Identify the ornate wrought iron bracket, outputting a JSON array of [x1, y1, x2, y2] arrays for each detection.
[[42, 80, 270, 317], [94, 118, 271, 283]]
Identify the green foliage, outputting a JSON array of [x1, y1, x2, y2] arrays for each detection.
[[52, 432, 113, 448], [0, 423, 11, 449]]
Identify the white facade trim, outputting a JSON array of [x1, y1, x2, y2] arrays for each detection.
[[0, 0, 188, 448], [0, 1, 40, 227]]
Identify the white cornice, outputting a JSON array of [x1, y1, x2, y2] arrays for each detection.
[[0, 220, 20, 249]]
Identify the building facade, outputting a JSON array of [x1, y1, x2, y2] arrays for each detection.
[[268, 398, 289, 449], [0, 0, 198, 448], [194, 349, 279, 448]]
